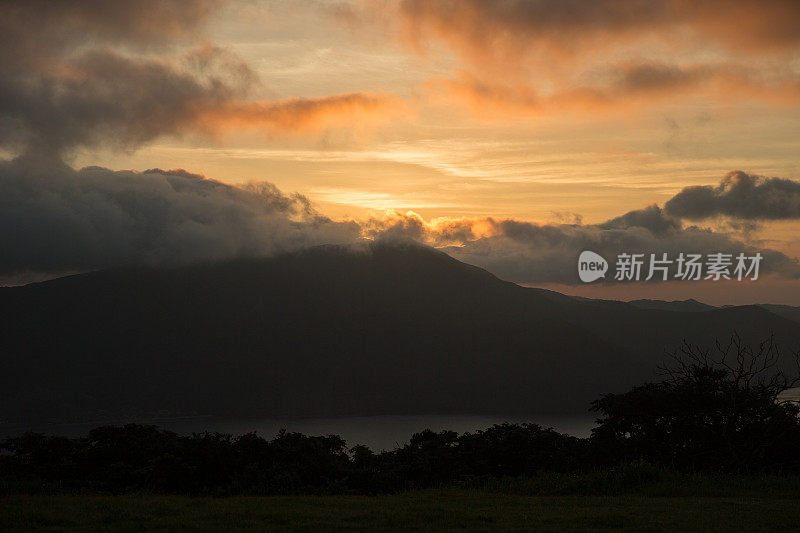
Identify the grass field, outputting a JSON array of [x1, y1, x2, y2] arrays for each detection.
[[2, 490, 800, 532]]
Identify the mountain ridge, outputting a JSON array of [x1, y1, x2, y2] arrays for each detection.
[[1, 242, 798, 426]]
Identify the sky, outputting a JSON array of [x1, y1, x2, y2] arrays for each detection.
[[1, 0, 799, 304]]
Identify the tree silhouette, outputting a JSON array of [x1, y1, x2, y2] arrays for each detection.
[[591, 333, 800, 472]]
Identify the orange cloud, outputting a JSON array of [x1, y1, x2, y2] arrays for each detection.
[[395, 0, 800, 68], [362, 210, 511, 246], [200, 91, 406, 134], [353, 0, 800, 118], [426, 65, 800, 118]]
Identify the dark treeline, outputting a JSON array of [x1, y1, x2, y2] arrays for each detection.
[[2, 334, 800, 495]]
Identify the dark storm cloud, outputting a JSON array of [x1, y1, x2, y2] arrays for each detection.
[[0, 156, 359, 276], [0, 48, 254, 154], [598, 204, 681, 236], [0, 0, 398, 155], [0, 0, 249, 155], [665, 171, 800, 220], [0, 0, 333, 274], [0, 0, 397, 279], [0, 0, 223, 68]]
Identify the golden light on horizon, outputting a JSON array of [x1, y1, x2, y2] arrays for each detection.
[[3, 0, 799, 303]]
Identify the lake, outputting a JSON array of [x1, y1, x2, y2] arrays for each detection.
[[0, 414, 597, 451]]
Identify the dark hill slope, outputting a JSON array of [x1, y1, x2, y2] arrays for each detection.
[[1, 243, 797, 425]]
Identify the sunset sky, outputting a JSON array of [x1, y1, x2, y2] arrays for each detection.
[[2, 0, 799, 303]]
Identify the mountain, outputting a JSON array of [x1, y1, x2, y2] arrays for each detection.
[[582, 296, 800, 323], [628, 298, 716, 313], [1, 242, 798, 427], [752, 304, 800, 324]]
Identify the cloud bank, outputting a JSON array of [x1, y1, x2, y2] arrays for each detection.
[[665, 170, 800, 220], [2, 158, 799, 285], [0, 156, 359, 276], [396, 0, 800, 61], [362, 206, 800, 285], [354, 0, 800, 116], [0, 0, 400, 279], [360, 169, 800, 284], [0, 0, 399, 156], [2, 1, 798, 289]]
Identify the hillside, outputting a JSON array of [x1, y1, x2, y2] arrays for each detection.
[[1, 243, 798, 426]]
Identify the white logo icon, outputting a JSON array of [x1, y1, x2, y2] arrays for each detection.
[[578, 251, 608, 283]]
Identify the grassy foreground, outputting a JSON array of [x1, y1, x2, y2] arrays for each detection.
[[3, 490, 800, 532]]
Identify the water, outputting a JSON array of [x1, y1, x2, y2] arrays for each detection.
[[778, 387, 800, 404], [6, 389, 797, 451], [0, 414, 597, 451]]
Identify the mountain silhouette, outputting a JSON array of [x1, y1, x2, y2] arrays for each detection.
[[627, 298, 716, 313], [1, 242, 798, 426], [623, 298, 800, 322]]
